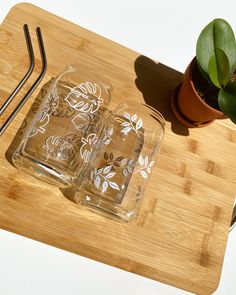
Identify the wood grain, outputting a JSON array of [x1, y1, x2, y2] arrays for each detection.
[[0, 4, 236, 294]]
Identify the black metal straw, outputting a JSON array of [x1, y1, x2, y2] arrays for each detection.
[[0, 27, 47, 136], [230, 204, 236, 231], [0, 24, 35, 115]]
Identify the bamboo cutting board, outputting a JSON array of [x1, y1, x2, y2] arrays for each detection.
[[0, 4, 236, 294]]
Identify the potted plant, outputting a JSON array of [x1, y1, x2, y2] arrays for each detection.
[[172, 18, 236, 127]]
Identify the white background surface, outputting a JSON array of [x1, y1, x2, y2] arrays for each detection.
[[0, 1, 236, 294]]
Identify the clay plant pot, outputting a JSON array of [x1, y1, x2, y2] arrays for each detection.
[[171, 58, 225, 128]]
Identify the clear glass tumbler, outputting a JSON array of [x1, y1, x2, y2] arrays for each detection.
[[12, 65, 112, 188], [75, 102, 165, 222]]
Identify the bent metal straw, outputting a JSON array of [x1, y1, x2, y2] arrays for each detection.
[[0, 24, 47, 136]]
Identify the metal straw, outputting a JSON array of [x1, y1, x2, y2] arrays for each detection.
[[0, 26, 47, 136], [0, 24, 35, 116], [230, 202, 236, 232]]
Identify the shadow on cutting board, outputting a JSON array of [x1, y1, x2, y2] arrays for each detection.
[[134, 55, 189, 136]]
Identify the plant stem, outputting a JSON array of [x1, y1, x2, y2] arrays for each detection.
[[130, 121, 140, 137], [134, 165, 148, 174]]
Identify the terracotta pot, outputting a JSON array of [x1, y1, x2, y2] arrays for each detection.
[[171, 58, 225, 128]]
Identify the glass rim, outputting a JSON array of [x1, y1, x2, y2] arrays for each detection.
[[141, 102, 165, 127], [113, 101, 165, 129], [60, 64, 113, 92]]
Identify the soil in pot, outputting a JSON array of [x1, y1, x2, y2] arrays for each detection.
[[192, 63, 220, 110]]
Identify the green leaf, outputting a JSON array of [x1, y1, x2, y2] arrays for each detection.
[[213, 19, 236, 74], [208, 49, 230, 88], [218, 82, 236, 124], [215, 48, 231, 87], [208, 55, 221, 88], [196, 19, 236, 77], [196, 21, 214, 75]]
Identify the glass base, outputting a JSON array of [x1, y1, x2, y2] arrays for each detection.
[[13, 152, 75, 188], [75, 192, 138, 222]]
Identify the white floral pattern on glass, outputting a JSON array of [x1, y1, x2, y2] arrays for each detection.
[[43, 89, 60, 115], [42, 134, 80, 160], [120, 112, 142, 136], [103, 127, 113, 145], [135, 155, 155, 179], [122, 159, 135, 176], [88, 112, 155, 195], [29, 111, 50, 137], [80, 133, 98, 163], [90, 154, 154, 193], [71, 112, 95, 133], [29, 90, 59, 137], [90, 166, 120, 193], [65, 82, 103, 114]]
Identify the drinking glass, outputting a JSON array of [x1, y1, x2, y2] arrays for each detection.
[[75, 102, 165, 222], [12, 65, 112, 188]]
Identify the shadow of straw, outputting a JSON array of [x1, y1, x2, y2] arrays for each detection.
[[134, 55, 189, 136]]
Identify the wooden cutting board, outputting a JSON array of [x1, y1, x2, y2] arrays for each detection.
[[0, 3, 236, 294]]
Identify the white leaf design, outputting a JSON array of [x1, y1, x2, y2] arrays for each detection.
[[121, 127, 132, 134], [29, 113, 50, 138], [140, 170, 148, 179], [107, 128, 113, 136], [94, 176, 101, 188], [75, 101, 84, 108], [80, 133, 98, 163], [121, 121, 131, 127], [103, 165, 112, 174], [103, 127, 113, 146], [105, 172, 116, 179], [65, 81, 103, 114], [42, 91, 59, 116], [102, 181, 108, 193], [86, 81, 93, 92], [121, 158, 127, 166], [90, 170, 94, 180], [109, 182, 120, 190], [149, 161, 155, 167], [42, 135, 77, 160], [97, 168, 104, 174], [136, 118, 142, 130], [139, 155, 144, 166], [124, 112, 130, 120], [127, 166, 133, 173], [54, 137, 61, 145], [104, 139, 111, 145], [122, 169, 128, 177], [131, 114, 137, 122], [144, 156, 148, 165], [81, 103, 89, 112], [128, 159, 134, 165], [147, 167, 151, 174]]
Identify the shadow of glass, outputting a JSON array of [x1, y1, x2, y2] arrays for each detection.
[[134, 55, 189, 136], [60, 186, 77, 202], [5, 78, 54, 166]]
